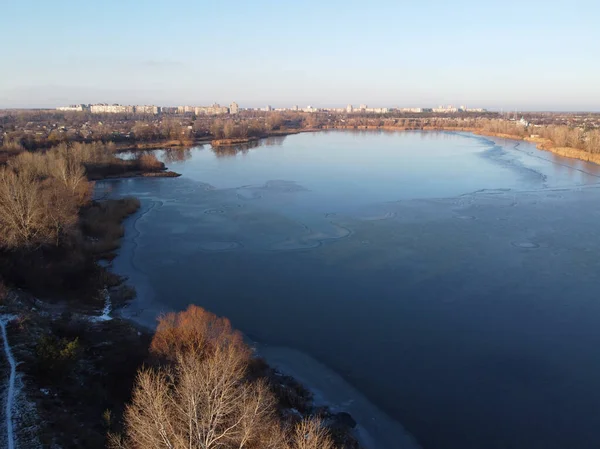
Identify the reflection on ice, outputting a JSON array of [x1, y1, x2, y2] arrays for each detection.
[[198, 241, 241, 251], [270, 221, 352, 251], [357, 211, 396, 221]]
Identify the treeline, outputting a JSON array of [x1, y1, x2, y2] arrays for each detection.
[[0, 114, 195, 153], [0, 141, 162, 294], [315, 116, 600, 155], [110, 305, 352, 449], [418, 117, 600, 153], [0, 111, 304, 153], [209, 114, 288, 139], [1, 144, 93, 249], [479, 119, 600, 153], [4, 110, 600, 157]]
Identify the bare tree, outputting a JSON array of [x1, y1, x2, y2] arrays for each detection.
[[0, 168, 46, 248], [47, 149, 86, 198], [114, 345, 277, 449], [586, 130, 600, 154], [210, 120, 225, 139], [223, 121, 236, 139], [113, 306, 340, 449], [8, 151, 50, 179], [41, 179, 79, 246], [287, 419, 335, 449]]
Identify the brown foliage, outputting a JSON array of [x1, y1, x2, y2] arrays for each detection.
[[115, 305, 279, 449], [137, 153, 163, 171], [150, 305, 249, 363], [0, 136, 25, 153], [210, 119, 225, 139], [115, 305, 338, 449], [266, 113, 285, 131], [41, 178, 80, 246], [211, 119, 251, 139], [0, 167, 82, 249], [586, 130, 600, 154], [47, 149, 88, 202], [8, 151, 49, 178], [0, 141, 120, 249], [0, 168, 49, 248]]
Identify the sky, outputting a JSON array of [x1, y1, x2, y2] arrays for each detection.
[[1, 0, 599, 111]]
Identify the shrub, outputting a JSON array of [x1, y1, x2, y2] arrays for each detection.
[[8, 151, 50, 178], [35, 334, 80, 378], [0, 279, 7, 303], [0, 136, 25, 153], [150, 304, 248, 362], [137, 153, 163, 171], [81, 198, 140, 256]]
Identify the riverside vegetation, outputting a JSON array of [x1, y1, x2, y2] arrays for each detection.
[[110, 305, 354, 449], [2, 110, 599, 163], [0, 138, 358, 448], [1, 109, 600, 448], [0, 141, 174, 296]]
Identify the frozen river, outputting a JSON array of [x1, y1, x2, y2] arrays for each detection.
[[103, 131, 600, 449]]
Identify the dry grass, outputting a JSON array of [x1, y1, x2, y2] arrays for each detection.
[[523, 136, 600, 164], [535, 144, 600, 164], [81, 198, 140, 257], [141, 171, 180, 178]]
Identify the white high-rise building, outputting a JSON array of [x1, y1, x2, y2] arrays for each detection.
[[90, 104, 134, 114], [134, 105, 160, 114], [57, 104, 89, 112], [229, 102, 239, 114]]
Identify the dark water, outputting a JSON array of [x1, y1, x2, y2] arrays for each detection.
[[103, 131, 600, 449]]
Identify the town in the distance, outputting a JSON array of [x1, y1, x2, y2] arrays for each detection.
[[57, 102, 487, 115]]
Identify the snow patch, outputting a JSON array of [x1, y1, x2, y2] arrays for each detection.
[[1, 315, 18, 449], [91, 289, 112, 322]]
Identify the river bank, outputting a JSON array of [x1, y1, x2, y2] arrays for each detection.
[[114, 139, 205, 152], [0, 144, 182, 447], [108, 194, 419, 449], [211, 137, 260, 146], [257, 345, 421, 449], [115, 129, 302, 152], [317, 124, 600, 166], [88, 169, 181, 180], [116, 301, 419, 449], [208, 125, 600, 168]]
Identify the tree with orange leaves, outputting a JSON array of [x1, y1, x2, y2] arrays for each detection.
[[111, 305, 337, 449]]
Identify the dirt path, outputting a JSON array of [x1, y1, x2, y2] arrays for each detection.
[[0, 316, 16, 449]]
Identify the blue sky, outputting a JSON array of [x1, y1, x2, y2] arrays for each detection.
[[1, 0, 598, 110]]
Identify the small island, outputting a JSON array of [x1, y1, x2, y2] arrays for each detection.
[[211, 136, 259, 147]]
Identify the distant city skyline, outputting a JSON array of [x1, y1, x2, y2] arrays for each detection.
[[2, 0, 599, 111], [55, 102, 488, 115]]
